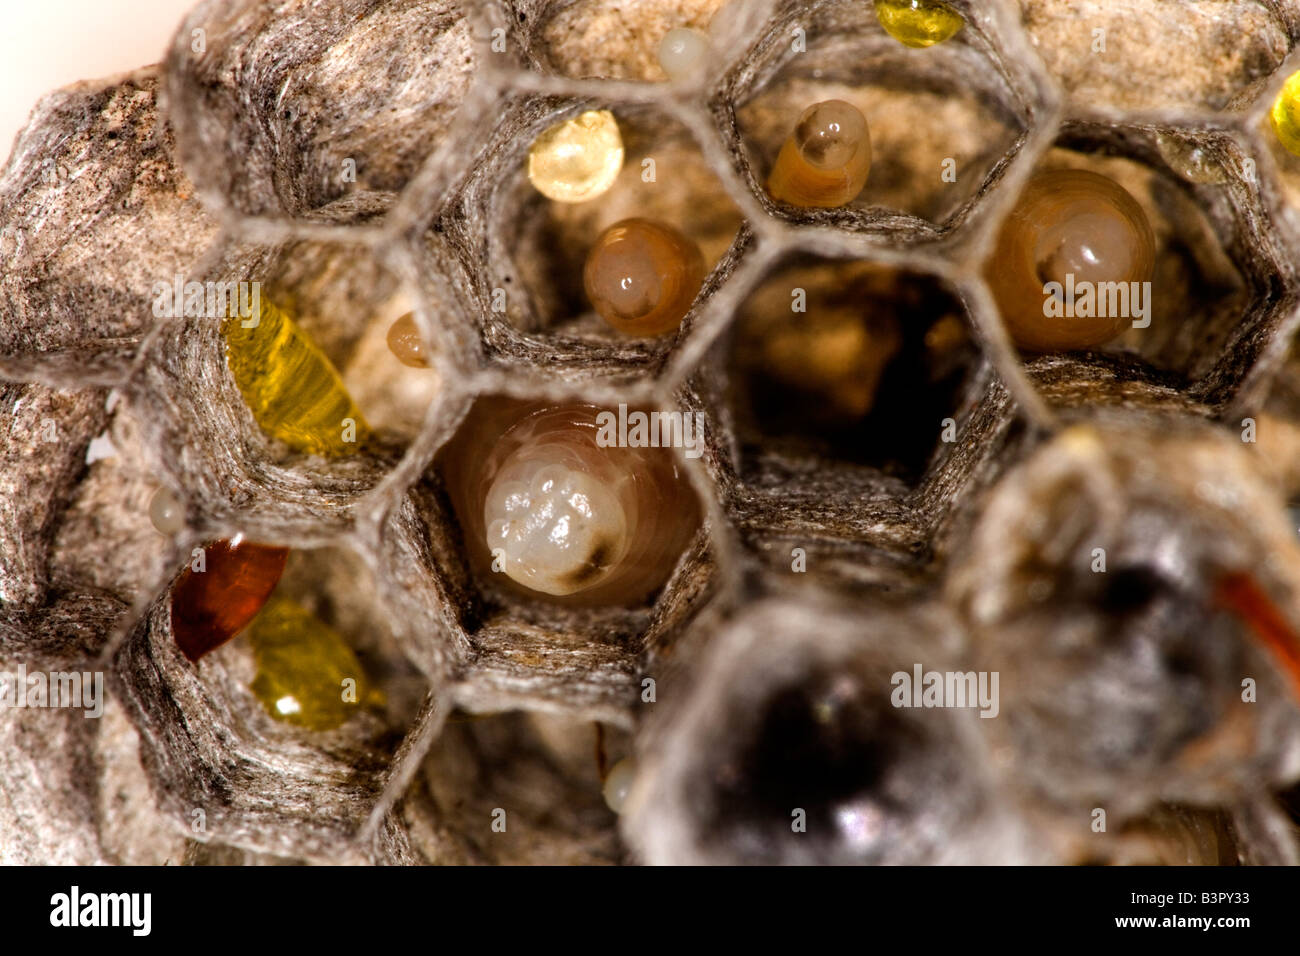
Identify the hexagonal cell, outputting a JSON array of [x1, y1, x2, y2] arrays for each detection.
[[128, 234, 440, 536], [398, 391, 715, 717], [164, 0, 477, 220], [708, 255, 983, 543], [728, 0, 1029, 233], [0, 69, 218, 385], [116, 542, 427, 859], [431, 98, 745, 374], [947, 419, 1300, 819], [533, 0, 732, 80], [995, 133, 1278, 408], [626, 593, 1030, 864], [1021, 0, 1290, 112], [420, 712, 631, 863]]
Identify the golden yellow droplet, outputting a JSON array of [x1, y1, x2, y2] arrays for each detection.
[[527, 109, 624, 203], [247, 597, 384, 732], [223, 297, 370, 456], [873, 0, 964, 49], [1270, 70, 1300, 158]]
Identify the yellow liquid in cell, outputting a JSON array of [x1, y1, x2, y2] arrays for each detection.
[[873, 0, 964, 48], [222, 298, 369, 456], [247, 598, 384, 731], [1270, 71, 1300, 158]]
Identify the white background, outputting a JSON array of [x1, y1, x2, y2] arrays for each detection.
[[0, 0, 195, 163]]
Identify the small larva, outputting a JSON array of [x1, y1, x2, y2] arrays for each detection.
[[766, 100, 872, 209]]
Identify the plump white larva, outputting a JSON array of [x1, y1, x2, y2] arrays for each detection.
[[442, 399, 701, 606], [485, 461, 629, 596], [658, 27, 710, 82]]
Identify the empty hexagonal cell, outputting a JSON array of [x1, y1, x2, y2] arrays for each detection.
[[948, 419, 1300, 818], [117, 541, 429, 858], [164, 0, 477, 220], [129, 235, 440, 534], [431, 98, 745, 373], [419, 712, 631, 863], [728, 0, 1028, 232], [714, 256, 982, 519], [0, 69, 218, 384], [626, 594, 1030, 864], [993, 135, 1275, 408], [1021, 0, 1290, 112]]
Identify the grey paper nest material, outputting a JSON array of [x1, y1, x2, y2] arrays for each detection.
[[4, 0, 1300, 865]]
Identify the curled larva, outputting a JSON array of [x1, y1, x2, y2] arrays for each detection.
[[985, 169, 1154, 352], [441, 399, 701, 605]]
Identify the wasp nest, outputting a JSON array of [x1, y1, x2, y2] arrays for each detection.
[[3, 0, 1300, 866]]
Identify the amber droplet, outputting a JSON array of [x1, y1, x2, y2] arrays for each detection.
[[767, 100, 872, 208], [985, 169, 1154, 352], [386, 312, 430, 368], [247, 598, 384, 731], [442, 399, 701, 605], [583, 218, 705, 336], [169, 537, 289, 662], [223, 297, 370, 455]]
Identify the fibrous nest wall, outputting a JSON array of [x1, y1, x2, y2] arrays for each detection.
[[3, 0, 1300, 864]]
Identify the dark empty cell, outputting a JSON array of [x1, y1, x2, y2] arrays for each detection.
[[1098, 564, 1166, 615], [702, 670, 925, 859], [730, 261, 978, 482]]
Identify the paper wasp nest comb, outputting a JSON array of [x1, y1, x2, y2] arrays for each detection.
[[3, 0, 1300, 865]]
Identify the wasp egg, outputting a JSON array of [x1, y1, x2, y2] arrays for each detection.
[[1270, 70, 1300, 157], [658, 27, 710, 81], [444, 400, 701, 605], [985, 169, 1155, 352], [169, 537, 289, 662], [583, 218, 705, 336], [766, 100, 872, 208], [873, 0, 964, 48], [223, 297, 370, 455], [386, 311, 430, 368], [247, 597, 383, 731], [603, 756, 637, 813], [527, 109, 624, 203], [149, 486, 186, 536]]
